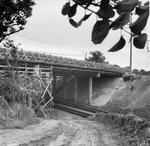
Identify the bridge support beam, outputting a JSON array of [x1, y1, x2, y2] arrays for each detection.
[[88, 77, 93, 105]]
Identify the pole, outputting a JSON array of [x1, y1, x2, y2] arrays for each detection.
[[129, 13, 133, 113], [130, 14, 133, 72], [130, 35, 133, 72]]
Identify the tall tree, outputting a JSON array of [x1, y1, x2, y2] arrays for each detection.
[[0, 0, 35, 42], [86, 50, 106, 63]]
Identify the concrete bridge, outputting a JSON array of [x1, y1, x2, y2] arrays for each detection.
[[0, 48, 123, 105]]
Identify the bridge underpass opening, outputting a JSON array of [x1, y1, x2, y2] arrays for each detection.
[[54, 75, 95, 105], [54, 75, 122, 106]]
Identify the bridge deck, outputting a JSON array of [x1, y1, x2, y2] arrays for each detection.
[[0, 48, 123, 76]]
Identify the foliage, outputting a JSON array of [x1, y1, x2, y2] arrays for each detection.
[[139, 69, 150, 75], [0, 0, 35, 42], [0, 39, 25, 104], [133, 33, 148, 49], [132, 69, 139, 74], [3, 38, 19, 65], [131, 69, 150, 75], [85, 50, 106, 63], [61, 0, 149, 51], [122, 72, 136, 81], [123, 66, 131, 73], [108, 36, 125, 52], [1, 38, 20, 79], [0, 77, 24, 104]]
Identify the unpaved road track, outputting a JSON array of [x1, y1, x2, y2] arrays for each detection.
[[0, 110, 121, 146]]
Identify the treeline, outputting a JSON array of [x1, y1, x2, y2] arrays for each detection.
[[123, 66, 150, 75], [133, 69, 150, 75]]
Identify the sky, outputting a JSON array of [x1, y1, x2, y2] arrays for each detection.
[[10, 0, 150, 70]]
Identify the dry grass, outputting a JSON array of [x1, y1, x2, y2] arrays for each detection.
[[101, 75, 150, 120]]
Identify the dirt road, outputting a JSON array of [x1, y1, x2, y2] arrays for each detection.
[[0, 110, 121, 146]]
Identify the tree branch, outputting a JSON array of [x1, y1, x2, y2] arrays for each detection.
[[0, 29, 23, 43], [122, 28, 132, 35], [72, 0, 97, 14]]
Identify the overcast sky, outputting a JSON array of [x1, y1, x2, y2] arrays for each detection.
[[11, 0, 150, 70]]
